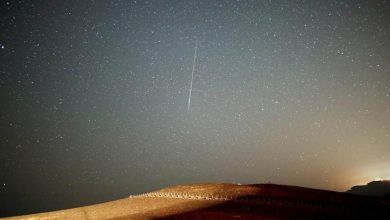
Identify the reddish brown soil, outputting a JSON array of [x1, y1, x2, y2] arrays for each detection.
[[2, 183, 389, 219]]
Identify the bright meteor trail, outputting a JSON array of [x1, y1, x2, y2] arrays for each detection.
[[187, 40, 198, 113]]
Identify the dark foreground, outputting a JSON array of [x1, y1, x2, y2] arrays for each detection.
[[2, 183, 390, 219]]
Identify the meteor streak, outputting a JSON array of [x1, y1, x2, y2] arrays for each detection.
[[187, 40, 198, 113]]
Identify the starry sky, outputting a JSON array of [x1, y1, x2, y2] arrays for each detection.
[[0, 0, 389, 217]]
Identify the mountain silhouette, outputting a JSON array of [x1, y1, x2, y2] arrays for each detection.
[[346, 180, 390, 197]]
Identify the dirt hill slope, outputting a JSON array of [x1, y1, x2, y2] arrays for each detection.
[[3, 183, 390, 219]]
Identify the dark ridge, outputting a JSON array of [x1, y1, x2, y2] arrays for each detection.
[[346, 180, 390, 197]]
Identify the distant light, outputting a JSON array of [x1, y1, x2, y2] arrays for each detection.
[[374, 177, 383, 181]]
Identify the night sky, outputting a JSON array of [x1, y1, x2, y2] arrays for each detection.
[[1, 0, 389, 217]]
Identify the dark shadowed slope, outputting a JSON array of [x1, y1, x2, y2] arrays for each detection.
[[2, 183, 390, 220], [346, 180, 390, 197]]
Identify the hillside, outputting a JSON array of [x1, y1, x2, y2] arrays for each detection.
[[346, 180, 390, 197], [2, 183, 390, 219]]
